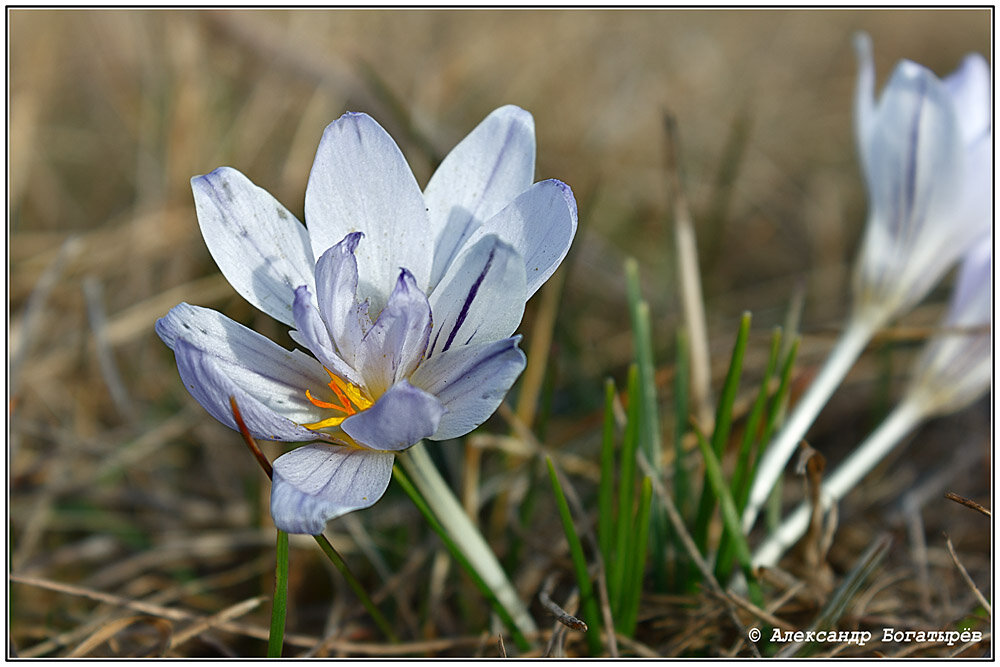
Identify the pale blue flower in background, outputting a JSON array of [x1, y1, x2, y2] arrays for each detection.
[[851, 32, 991, 324], [904, 238, 991, 416], [754, 239, 991, 569], [157, 106, 577, 535], [744, 33, 992, 532]]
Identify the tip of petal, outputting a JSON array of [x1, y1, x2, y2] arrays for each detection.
[[489, 104, 535, 129], [546, 179, 579, 224], [395, 267, 418, 290], [343, 230, 364, 251], [852, 31, 873, 63]]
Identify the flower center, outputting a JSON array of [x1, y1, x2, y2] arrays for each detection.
[[302, 368, 373, 430]]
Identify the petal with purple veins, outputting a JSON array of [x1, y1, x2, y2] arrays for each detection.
[[290, 285, 362, 386], [270, 444, 395, 534], [467, 179, 577, 300], [314, 232, 369, 368], [427, 234, 526, 358], [356, 269, 432, 396], [425, 105, 536, 289], [156, 303, 332, 439], [192, 167, 315, 326], [410, 336, 526, 441]]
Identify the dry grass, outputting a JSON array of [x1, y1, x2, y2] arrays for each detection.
[[9, 8, 991, 657]]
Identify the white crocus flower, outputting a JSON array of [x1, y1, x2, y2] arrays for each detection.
[[157, 106, 577, 536], [743, 34, 991, 532], [754, 239, 991, 569]]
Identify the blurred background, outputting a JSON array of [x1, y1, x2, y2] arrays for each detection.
[[9, 9, 991, 657]]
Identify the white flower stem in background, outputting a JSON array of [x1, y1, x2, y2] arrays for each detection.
[[752, 398, 924, 568], [742, 316, 876, 533], [398, 441, 537, 637]]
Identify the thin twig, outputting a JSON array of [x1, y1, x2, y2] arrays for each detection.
[[718, 589, 796, 632], [944, 535, 991, 615], [944, 492, 991, 517], [10, 573, 320, 649], [10, 235, 82, 399], [169, 596, 266, 651], [69, 615, 172, 658], [539, 575, 588, 632]]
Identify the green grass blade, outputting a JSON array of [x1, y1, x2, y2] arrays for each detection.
[[625, 260, 663, 471], [666, 327, 692, 592], [693, 427, 763, 608], [546, 457, 604, 656], [598, 377, 617, 570], [611, 364, 641, 614], [692, 312, 752, 555], [673, 327, 691, 519], [751, 336, 800, 534], [714, 327, 782, 581], [756, 335, 801, 466], [267, 529, 288, 658], [731, 327, 782, 510], [392, 463, 530, 652], [619, 476, 653, 637]]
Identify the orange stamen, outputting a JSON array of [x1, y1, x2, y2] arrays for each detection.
[[302, 369, 373, 431]]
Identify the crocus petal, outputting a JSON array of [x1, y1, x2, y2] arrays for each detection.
[[314, 232, 369, 369], [427, 235, 526, 358], [192, 167, 315, 326], [156, 303, 331, 440], [410, 336, 526, 441], [291, 285, 362, 386], [305, 112, 432, 308], [943, 53, 991, 145], [853, 55, 969, 316], [171, 337, 326, 442], [356, 269, 432, 397], [271, 444, 394, 534], [853, 33, 877, 168], [341, 380, 443, 451], [468, 179, 577, 299], [425, 105, 536, 289], [908, 241, 992, 415]]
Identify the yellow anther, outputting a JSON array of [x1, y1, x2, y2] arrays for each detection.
[[303, 369, 373, 431]]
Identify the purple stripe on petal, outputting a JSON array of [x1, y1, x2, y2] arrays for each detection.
[[426, 105, 536, 289], [441, 244, 496, 353], [468, 179, 577, 300], [428, 235, 526, 359], [411, 336, 526, 441]]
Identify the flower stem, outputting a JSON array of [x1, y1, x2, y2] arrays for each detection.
[[752, 398, 924, 568], [311, 533, 400, 644], [228, 397, 398, 644], [742, 317, 875, 533], [267, 529, 288, 658], [398, 442, 537, 643]]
